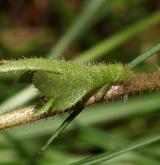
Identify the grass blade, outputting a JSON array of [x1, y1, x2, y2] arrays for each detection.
[[74, 11, 160, 62], [48, 0, 109, 58], [128, 43, 160, 69], [71, 134, 160, 165], [0, 85, 38, 114], [40, 107, 83, 152]]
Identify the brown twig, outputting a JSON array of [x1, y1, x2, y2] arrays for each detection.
[[0, 71, 160, 130]]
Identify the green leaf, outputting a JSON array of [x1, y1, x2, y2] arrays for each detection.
[[0, 59, 133, 113], [0, 58, 62, 73], [34, 63, 133, 112], [1, 9, 159, 113]]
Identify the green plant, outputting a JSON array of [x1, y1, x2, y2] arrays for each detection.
[[0, 59, 133, 114], [0, 1, 160, 165]]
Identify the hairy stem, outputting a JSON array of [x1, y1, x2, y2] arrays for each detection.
[[0, 71, 160, 130]]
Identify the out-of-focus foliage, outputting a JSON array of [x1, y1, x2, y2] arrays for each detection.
[[0, 0, 159, 165]]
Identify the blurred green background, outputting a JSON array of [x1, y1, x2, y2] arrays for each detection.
[[0, 0, 159, 164]]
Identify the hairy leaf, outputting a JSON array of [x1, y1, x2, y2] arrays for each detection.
[[0, 59, 133, 114]]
